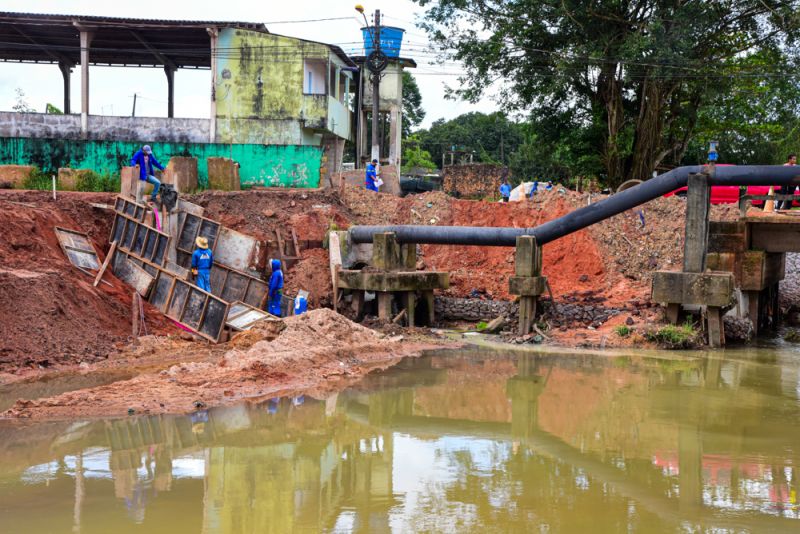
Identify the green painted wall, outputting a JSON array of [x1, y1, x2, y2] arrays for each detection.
[[0, 137, 322, 188]]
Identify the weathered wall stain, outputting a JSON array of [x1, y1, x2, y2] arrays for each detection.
[[0, 137, 322, 188]]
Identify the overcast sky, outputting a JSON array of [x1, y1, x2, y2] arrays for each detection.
[[0, 0, 497, 128]]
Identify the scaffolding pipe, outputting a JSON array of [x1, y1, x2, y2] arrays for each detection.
[[350, 165, 800, 246]]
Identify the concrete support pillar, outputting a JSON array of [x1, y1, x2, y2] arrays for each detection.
[[405, 291, 415, 327], [747, 290, 760, 336], [58, 62, 72, 114], [79, 30, 93, 137], [377, 292, 392, 320], [515, 235, 543, 336], [684, 172, 724, 346], [164, 66, 176, 118], [423, 290, 435, 326], [388, 105, 401, 166], [207, 27, 219, 143], [684, 173, 711, 273]]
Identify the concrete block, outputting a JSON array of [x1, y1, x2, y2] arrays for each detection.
[[741, 251, 785, 291], [337, 270, 449, 292], [162, 156, 198, 193], [207, 157, 240, 191], [0, 164, 35, 188], [651, 271, 735, 307], [120, 166, 152, 199]]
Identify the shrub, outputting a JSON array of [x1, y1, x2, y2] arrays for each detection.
[[21, 167, 52, 190], [475, 321, 488, 331], [614, 325, 631, 337], [75, 170, 120, 192], [644, 322, 700, 349]]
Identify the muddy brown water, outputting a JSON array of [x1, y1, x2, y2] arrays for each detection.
[[1, 345, 799, 533]]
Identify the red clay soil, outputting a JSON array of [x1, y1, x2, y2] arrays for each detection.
[[0, 191, 175, 370], [4, 309, 448, 419]]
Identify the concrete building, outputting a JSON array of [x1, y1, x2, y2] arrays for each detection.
[[0, 12, 357, 188]]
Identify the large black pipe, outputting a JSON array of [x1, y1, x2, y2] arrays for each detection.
[[350, 165, 800, 246]]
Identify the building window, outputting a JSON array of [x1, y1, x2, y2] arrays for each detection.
[[303, 60, 326, 95]]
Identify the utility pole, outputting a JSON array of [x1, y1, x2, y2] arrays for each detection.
[[371, 9, 381, 163], [131, 93, 138, 117]]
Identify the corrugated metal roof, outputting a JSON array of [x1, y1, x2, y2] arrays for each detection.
[[0, 11, 356, 69], [0, 11, 268, 31]]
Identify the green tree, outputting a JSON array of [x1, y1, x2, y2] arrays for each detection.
[[417, 111, 523, 168], [402, 134, 437, 173], [402, 72, 425, 138], [414, 0, 800, 188], [45, 103, 63, 114]]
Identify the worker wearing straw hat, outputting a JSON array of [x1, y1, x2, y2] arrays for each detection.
[[191, 237, 214, 292]]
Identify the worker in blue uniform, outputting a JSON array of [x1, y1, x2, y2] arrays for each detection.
[[130, 144, 165, 204], [499, 179, 511, 202], [191, 237, 213, 292], [365, 159, 379, 191], [268, 258, 284, 317]]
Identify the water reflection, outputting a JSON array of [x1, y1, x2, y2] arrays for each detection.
[[1, 348, 799, 532]]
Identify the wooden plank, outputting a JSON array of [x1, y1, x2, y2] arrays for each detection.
[[94, 242, 117, 287], [291, 227, 300, 257]]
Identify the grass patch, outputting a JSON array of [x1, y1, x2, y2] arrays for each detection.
[[644, 321, 700, 349], [74, 170, 120, 192], [20, 168, 120, 192], [475, 321, 488, 331], [21, 167, 53, 190], [614, 325, 631, 337]]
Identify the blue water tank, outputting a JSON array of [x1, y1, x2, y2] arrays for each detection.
[[361, 26, 405, 58]]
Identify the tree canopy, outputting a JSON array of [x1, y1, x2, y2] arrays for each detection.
[[414, 0, 800, 187]]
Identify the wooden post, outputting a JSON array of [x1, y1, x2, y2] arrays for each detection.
[[94, 241, 117, 287], [684, 173, 711, 273], [515, 235, 541, 336], [377, 292, 392, 320], [665, 303, 680, 325], [353, 290, 365, 320], [405, 291, 416, 327], [707, 307, 723, 348], [423, 290, 435, 326], [747, 290, 759, 336], [131, 291, 140, 337]]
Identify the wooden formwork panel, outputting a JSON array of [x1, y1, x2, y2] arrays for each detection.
[[111, 212, 170, 267], [54, 227, 100, 270]]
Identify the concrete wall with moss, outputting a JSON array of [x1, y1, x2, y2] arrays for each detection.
[[214, 28, 352, 144], [0, 137, 322, 188]]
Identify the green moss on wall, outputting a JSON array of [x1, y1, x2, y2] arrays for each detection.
[[0, 137, 322, 188]]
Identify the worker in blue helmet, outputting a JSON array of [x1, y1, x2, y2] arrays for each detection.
[[268, 258, 284, 317]]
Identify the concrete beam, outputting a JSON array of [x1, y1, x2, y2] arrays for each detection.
[[508, 276, 547, 297], [740, 251, 785, 291], [683, 174, 711, 273], [337, 270, 449, 292], [651, 271, 735, 307], [750, 222, 800, 252]]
